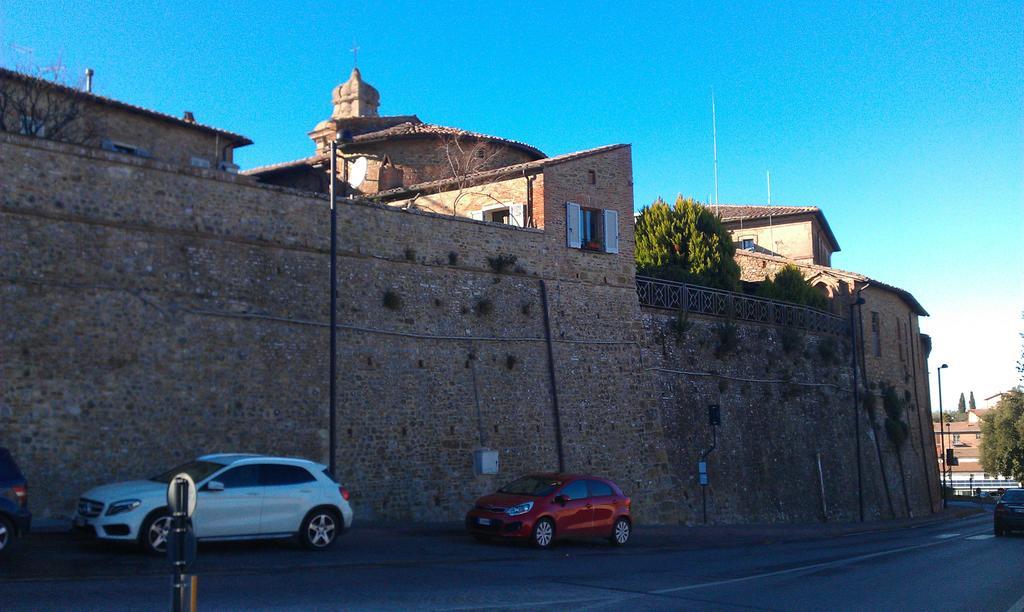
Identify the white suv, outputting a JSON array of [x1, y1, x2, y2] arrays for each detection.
[[73, 454, 354, 554]]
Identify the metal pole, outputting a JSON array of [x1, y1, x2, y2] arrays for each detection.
[[329, 140, 338, 478], [937, 366, 947, 509], [849, 300, 864, 522], [171, 477, 187, 612]]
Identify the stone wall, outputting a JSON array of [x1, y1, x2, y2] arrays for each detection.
[[0, 130, 933, 527], [0, 132, 671, 523]]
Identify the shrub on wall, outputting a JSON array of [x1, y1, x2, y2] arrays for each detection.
[[882, 384, 910, 448], [779, 326, 804, 355], [635, 197, 740, 290], [756, 265, 829, 311], [486, 254, 517, 274], [714, 321, 738, 358], [382, 289, 402, 310]]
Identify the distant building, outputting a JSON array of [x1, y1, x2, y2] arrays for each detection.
[[718, 205, 839, 267], [934, 408, 1022, 493]]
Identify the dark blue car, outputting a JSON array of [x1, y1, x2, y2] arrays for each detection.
[[0, 447, 31, 556]]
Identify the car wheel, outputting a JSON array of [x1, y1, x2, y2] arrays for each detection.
[[0, 515, 16, 556], [531, 517, 555, 549], [995, 521, 1005, 537], [301, 508, 339, 550], [609, 517, 631, 546], [140, 510, 173, 556]]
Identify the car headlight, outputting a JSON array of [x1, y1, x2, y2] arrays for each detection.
[[106, 499, 142, 516], [506, 501, 534, 516]]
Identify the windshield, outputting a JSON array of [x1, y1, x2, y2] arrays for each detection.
[[498, 476, 562, 497], [150, 460, 225, 484], [1002, 490, 1024, 502]]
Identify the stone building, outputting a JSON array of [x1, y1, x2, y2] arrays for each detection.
[[719, 204, 840, 267], [0, 66, 251, 170], [245, 68, 544, 198], [729, 209, 941, 515], [0, 64, 937, 524]]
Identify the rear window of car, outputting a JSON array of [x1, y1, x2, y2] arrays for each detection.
[[559, 480, 589, 501], [150, 460, 225, 484], [499, 476, 562, 496], [262, 464, 316, 486], [216, 465, 262, 489], [587, 480, 614, 497], [0, 448, 23, 482], [1002, 490, 1024, 502]]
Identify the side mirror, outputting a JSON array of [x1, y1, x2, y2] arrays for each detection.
[[206, 480, 225, 492], [554, 495, 568, 505]]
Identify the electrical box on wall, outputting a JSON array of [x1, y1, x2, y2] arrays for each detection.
[[473, 449, 499, 475]]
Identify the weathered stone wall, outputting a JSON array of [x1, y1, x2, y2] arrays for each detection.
[[0, 132, 671, 523], [640, 305, 936, 523]]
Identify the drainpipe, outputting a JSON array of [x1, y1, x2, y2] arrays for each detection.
[[849, 291, 866, 522], [539, 280, 566, 472]]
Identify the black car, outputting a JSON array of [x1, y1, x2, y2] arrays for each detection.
[[0, 447, 31, 556], [994, 488, 1024, 537]]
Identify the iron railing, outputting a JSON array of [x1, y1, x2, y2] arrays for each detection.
[[636, 275, 850, 336]]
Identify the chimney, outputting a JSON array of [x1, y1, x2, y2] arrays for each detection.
[[84, 68, 94, 93], [183, 111, 196, 123]]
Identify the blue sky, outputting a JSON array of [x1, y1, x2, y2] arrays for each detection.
[[2, 1, 1021, 403]]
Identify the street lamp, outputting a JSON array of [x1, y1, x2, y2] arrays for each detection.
[[937, 363, 949, 509], [327, 130, 353, 478], [848, 295, 866, 522]]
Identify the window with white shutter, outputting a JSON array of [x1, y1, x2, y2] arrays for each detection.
[[566, 202, 581, 248], [603, 210, 619, 254], [509, 204, 526, 228]]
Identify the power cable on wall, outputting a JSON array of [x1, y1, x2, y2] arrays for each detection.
[[647, 366, 852, 392]]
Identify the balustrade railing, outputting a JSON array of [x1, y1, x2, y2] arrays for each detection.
[[636, 275, 850, 336]]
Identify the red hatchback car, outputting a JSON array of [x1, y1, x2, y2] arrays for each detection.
[[465, 473, 632, 548]]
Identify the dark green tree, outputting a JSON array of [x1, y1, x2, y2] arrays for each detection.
[[756, 264, 829, 310], [969, 391, 977, 411], [958, 392, 966, 413], [980, 390, 1024, 483], [635, 197, 740, 290]]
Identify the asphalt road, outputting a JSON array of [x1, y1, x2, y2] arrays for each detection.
[[3, 509, 1021, 611]]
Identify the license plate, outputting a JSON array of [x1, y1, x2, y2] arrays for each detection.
[[477, 518, 491, 526]]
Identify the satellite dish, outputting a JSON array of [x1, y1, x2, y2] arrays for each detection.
[[349, 156, 368, 189]]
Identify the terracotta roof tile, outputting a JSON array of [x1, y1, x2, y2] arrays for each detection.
[[352, 122, 545, 159], [372, 143, 628, 199]]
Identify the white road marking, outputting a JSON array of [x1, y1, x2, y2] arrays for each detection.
[[934, 533, 960, 539], [967, 534, 994, 541], [1008, 590, 1024, 612], [651, 531, 986, 595]]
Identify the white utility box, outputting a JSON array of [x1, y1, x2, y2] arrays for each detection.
[[473, 448, 499, 475]]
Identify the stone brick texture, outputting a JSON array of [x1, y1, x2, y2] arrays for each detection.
[[0, 132, 932, 526], [0, 133, 670, 523], [640, 308, 935, 523]]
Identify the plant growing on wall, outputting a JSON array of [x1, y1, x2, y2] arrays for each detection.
[[382, 289, 402, 310], [779, 326, 804, 355], [881, 383, 914, 517], [635, 197, 740, 290], [714, 321, 737, 358], [756, 265, 829, 311], [486, 254, 517, 274]]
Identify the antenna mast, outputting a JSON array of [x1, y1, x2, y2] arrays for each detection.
[[767, 170, 775, 255], [712, 89, 719, 215]]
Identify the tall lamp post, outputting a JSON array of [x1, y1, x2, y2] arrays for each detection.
[[937, 363, 949, 509], [327, 131, 352, 477], [848, 295, 866, 522]]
